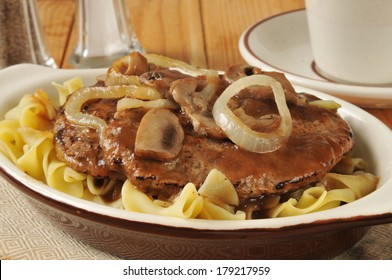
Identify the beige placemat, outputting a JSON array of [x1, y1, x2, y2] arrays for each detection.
[[0, 177, 118, 260], [1, 176, 391, 260]]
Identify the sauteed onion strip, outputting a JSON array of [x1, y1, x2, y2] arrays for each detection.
[[144, 53, 219, 77], [212, 75, 292, 153], [64, 85, 163, 144], [64, 87, 124, 144]]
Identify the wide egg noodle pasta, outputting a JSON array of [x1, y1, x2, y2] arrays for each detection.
[[5, 89, 57, 131], [331, 156, 366, 174], [322, 172, 378, 199], [83, 175, 124, 208], [197, 198, 246, 220], [86, 175, 118, 196], [121, 172, 246, 220], [122, 181, 204, 218], [0, 87, 86, 197], [16, 127, 54, 182], [14, 127, 85, 197], [0, 119, 24, 163], [267, 171, 378, 218], [44, 155, 86, 198], [52, 77, 84, 106], [267, 186, 356, 218], [82, 187, 124, 209]]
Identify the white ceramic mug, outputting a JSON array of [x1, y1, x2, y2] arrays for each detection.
[[305, 0, 392, 86]]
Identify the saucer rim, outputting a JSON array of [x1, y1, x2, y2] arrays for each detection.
[[239, 9, 392, 107]]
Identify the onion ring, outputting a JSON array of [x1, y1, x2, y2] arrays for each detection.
[[212, 75, 292, 153]]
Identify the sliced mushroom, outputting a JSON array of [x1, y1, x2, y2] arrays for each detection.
[[170, 77, 226, 139], [135, 108, 184, 161], [139, 68, 193, 99]]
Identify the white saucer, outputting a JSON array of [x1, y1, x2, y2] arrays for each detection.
[[239, 9, 392, 108]]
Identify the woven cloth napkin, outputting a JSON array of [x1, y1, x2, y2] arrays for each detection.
[[1, 176, 391, 260]]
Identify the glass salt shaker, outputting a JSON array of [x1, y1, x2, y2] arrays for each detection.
[[0, 0, 57, 69], [69, 0, 144, 68]]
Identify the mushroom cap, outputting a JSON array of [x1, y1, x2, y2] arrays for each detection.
[[135, 108, 185, 161], [171, 77, 226, 139]]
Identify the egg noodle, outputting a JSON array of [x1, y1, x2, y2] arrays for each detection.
[[0, 77, 378, 220]]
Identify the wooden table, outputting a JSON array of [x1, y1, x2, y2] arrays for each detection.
[[37, 0, 392, 128], [2, 0, 387, 260]]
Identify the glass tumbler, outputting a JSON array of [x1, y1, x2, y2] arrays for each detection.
[[69, 0, 144, 68], [0, 0, 57, 69]]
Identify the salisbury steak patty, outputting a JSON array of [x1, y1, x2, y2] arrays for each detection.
[[103, 98, 352, 199], [53, 58, 353, 201], [54, 98, 124, 179]]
